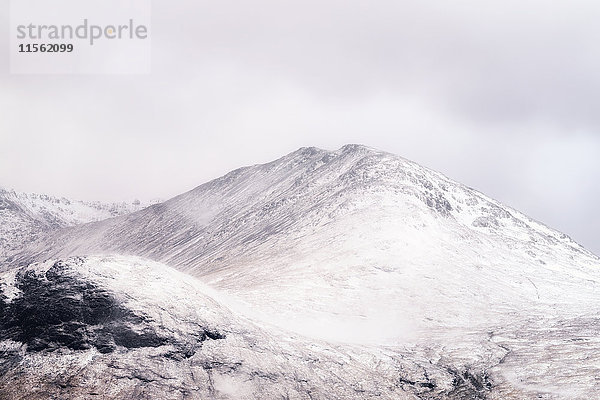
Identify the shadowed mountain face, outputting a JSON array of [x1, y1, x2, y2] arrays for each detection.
[[2, 145, 600, 399], [0, 260, 169, 355]]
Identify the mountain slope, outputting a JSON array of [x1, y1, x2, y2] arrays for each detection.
[[6, 145, 595, 270], [0, 255, 507, 400], [0, 188, 150, 258]]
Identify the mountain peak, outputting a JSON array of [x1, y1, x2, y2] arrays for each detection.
[[6, 144, 596, 275], [286, 144, 378, 161], [337, 143, 377, 154]]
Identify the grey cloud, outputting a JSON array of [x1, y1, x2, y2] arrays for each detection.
[[151, 0, 600, 129]]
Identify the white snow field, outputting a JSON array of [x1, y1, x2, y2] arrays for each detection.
[[1, 145, 600, 399]]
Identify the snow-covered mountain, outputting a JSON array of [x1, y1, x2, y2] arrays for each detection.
[[0, 255, 499, 400], [2, 145, 600, 399], [0, 188, 151, 258]]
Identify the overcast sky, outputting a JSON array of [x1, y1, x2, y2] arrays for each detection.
[[1, 0, 599, 255]]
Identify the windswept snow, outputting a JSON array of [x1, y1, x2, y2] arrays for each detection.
[[0, 188, 153, 258], [0, 255, 515, 400]]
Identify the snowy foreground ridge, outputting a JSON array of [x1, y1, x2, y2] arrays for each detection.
[[1, 145, 600, 399]]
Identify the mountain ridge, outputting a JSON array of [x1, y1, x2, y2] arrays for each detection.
[[0, 188, 154, 259]]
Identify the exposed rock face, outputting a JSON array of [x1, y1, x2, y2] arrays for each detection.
[[0, 260, 170, 355]]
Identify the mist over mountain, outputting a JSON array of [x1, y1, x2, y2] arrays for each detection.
[[1, 145, 599, 399], [0, 188, 151, 259]]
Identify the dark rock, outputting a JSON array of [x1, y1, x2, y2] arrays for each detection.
[[0, 261, 167, 354]]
